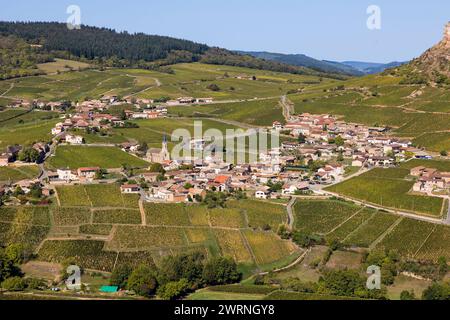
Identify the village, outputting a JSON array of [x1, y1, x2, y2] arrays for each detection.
[[1, 95, 449, 207]]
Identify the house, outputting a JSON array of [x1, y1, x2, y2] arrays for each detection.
[[188, 188, 206, 200], [140, 172, 160, 183], [52, 124, 64, 135], [282, 181, 309, 195], [213, 175, 231, 192], [0, 154, 9, 167], [368, 156, 394, 167], [120, 184, 141, 194], [255, 186, 271, 199], [66, 134, 84, 145], [77, 167, 100, 181], [352, 156, 365, 167], [57, 169, 78, 182], [410, 166, 426, 177], [272, 121, 283, 131], [196, 97, 214, 104]]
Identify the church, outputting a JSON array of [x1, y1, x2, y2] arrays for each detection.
[[146, 136, 170, 164]]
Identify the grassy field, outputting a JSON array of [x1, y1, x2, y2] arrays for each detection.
[[37, 59, 90, 74], [0, 110, 59, 149], [47, 145, 149, 169], [326, 168, 444, 217]]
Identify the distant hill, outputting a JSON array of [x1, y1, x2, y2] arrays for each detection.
[[237, 50, 408, 76], [236, 51, 364, 76], [340, 61, 406, 74], [0, 21, 345, 79]]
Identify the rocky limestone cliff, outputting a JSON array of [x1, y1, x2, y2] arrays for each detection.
[[400, 22, 450, 84]]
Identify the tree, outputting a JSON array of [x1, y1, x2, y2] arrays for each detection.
[[207, 84, 220, 92], [160, 252, 205, 285], [18, 147, 40, 163], [157, 278, 190, 300], [126, 265, 158, 297], [204, 191, 227, 209], [400, 290, 416, 300], [1, 276, 26, 291], [440, 150, 448, 157], [149, 163, 165, 174], [184, 183, 193, 190], [0, 251, 21, 282], [110, 265, 132, 289], [298, 133, 306, 144], [422, 282, 450, 300], [438, 257, 448, 277], [29, 183, 42, 199], [334, 135, 345, 147], [202, 257, 241, 286]]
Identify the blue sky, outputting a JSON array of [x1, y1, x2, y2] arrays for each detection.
[[1, 0, 448, 62]]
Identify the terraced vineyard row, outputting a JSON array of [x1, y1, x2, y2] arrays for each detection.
[[293, 199, 450, 262], [144, 201, 288, 231]]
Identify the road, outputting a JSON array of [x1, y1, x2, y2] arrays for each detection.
[[315, 189, 446, 225], [38, 132, 64, 183], [286, 197, 296, 230], [446, 196, 450, 224], [280, 95, 294, 122]]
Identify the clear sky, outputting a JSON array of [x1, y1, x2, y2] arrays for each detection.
[[1, 0, 448, 62]]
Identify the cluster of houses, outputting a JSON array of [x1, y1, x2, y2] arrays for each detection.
[[166, 97, 214, 106], [276, 113, 423, 169], [411, 166, 450, 194]]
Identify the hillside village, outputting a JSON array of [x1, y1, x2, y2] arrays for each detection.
[[0, 93, 448, 207]]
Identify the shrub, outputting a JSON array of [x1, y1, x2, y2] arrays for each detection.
[[157, 278, 190, 300], [1, 276, 26, 291], [202, 257, 241, 286], [127, 265, 158, 297]]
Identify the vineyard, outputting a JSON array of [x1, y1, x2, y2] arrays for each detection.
[[52, 207, 91, 226], [294, 200, 361, 234], [107, 226, 187, 251], [228, 200, 287, 231], [144, 203, 191, 226], [376, 219, 436, 258], [209, 209, 246, 228], [326, 169, 444, 217], [79, 224, 113, 236], [327, 208, 376, 241], [343, 213, 401, 248], [243, 230, 297, 265], [38, 240, 117, 271], [56, 184, 140, 208], [92, 209, 141, 224], [213, 229, 253, 263]]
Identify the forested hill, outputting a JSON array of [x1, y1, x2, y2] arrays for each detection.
[[0, 21, 209, 62], [0, 21, 346, 79]]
